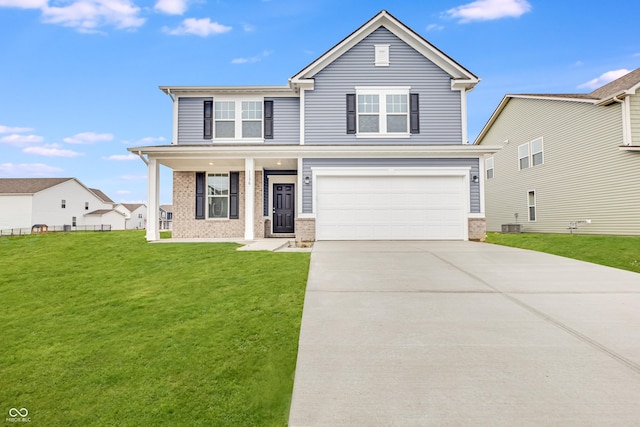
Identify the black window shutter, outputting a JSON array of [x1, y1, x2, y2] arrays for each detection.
[[264, 100, 274, 139], [410, 93, 420, 134], [346, 94, 356, 134], [229, 172, 239, 219], [203, 100, 213, 139], [195, 172, 206, 219]]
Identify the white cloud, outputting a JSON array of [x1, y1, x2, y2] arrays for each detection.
[[578, 69, 630, 90], [0, 125, 34, 134], [232, 50, 272, 64], [122, 136, 166, 145], [116, 189, 132, 194], [23, 145, 83, 157], [0, 162, 64, 177], [426, 23, 444, 31], [163, 18, 231, 37], [446, 0, 532, 23], [104, 153, 139, 161], [0, 0, 46, 8], [154, 0, 188, 15], [41, 0, 145, 33], [0, 134, 44, 146], [64, 131, 114, 144], [121, 174, 147, 180]]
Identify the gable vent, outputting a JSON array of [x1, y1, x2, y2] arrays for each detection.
[[374, 44, 390, 67]]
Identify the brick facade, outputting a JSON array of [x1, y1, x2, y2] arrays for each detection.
[[173, 171, 264, 239], [468, 218, 486, 242]]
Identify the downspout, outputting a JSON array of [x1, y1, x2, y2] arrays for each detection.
[[611, 94, 631, 146], [136, 150, 148, 165], [167, 88, 179, 145]]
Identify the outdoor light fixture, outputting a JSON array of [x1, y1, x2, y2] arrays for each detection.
[[472, 175, 479, 183], [304, 176, 311, 185]]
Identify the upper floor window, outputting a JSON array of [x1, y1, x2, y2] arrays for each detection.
[[203, 99, 264, 140], [85, 202, 89, 211], [531, 137, 544, 166], [519, 137, 544, 170], [518, 143, 530, 170], [347, 88, 418, 137], [485, 157, 494, 179], [61, 199, 66, 209]]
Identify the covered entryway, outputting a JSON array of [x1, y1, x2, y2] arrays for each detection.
[[273, 183, 295, 233], [314, 168, 469, 240]]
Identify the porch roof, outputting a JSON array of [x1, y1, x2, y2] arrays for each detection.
[[128, 144, 501, 170]]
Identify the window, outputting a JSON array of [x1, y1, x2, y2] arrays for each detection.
[[138, 213, 143, 218], [485, 157, 494, 179], [211, 99, 263, 140], [518, 143, 530, 170], [355, 87, 410, 136], [61, 199, 66, 208], [528, 191, 536, 221], [207, 173, 229, 219], [85, 202, 89, 211], [72, 216, 77, 227], [531, 137, 544, 166]]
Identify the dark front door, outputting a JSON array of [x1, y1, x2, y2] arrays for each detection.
[[273, 184, 295, 233]]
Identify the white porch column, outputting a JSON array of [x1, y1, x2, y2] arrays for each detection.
[[244, 157, 255, 240], [146, 157, 160, 241]]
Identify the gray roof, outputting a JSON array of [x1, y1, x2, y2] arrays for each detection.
[[0, 178, 73, 194], [85, 209, 114, 215], [160, 204, 173, 212], [90, 188, 114, 204], [121, 203, 145, 212], [588, 68, 640, 100]]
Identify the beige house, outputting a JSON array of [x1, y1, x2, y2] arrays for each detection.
[[475, 68, 640, 235]]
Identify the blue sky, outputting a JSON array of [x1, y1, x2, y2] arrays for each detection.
[[1, 0, 638, 205]]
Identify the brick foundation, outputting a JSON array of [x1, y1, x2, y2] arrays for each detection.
[[295, 218, 316, 242], [468, 218, 486, 242]]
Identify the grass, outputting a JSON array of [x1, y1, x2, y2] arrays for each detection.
[[0, 231, 310, 426], [485, 232, 640, 273]]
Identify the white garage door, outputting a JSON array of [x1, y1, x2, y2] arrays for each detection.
[[315, 175, 467, 240]]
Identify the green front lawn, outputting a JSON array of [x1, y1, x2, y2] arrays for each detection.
[[0, 231, 310, 426], [486, 232, 640, 273]]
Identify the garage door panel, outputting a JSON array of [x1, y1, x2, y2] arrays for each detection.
[[316, 175, 467, 241]]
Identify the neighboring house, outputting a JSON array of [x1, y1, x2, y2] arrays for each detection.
[[0, 178, 120, 230], [130, 10, 498, 242], [159, 205, 173, 230], [475, 68, 640, 235], [115, 203, 148, 229]]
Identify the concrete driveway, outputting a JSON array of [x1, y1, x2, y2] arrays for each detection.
[[288, 241, 640, 426]]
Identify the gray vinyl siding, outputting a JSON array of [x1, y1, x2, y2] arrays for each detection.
[[265, 97, 300, 145], [479, 97, 640, 235], [177, 97, 299, 145], [631, 93, 640, 146], [304, 27, 462, 145], [301, 158, 479, 213], [178, 97, 210, 144]]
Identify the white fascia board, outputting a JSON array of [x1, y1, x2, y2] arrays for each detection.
[[128, 144, 501, 160], [159, 86, 297, 98]]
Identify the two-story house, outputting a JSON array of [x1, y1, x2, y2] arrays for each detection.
[[130, 10, 498, 242], [475, 68, 640, 235]]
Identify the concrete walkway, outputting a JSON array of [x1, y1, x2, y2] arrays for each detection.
[[289, 241, 640, 426]]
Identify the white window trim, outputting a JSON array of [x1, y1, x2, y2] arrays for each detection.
[[518, 143, 530, 170], [531, 137, 544, 166], [206, 172, 230, 220], [485, 157, 494, 179], [213, 97, 264, 142], [355, 86, 411, 138], [527, 190, 536, 222]]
